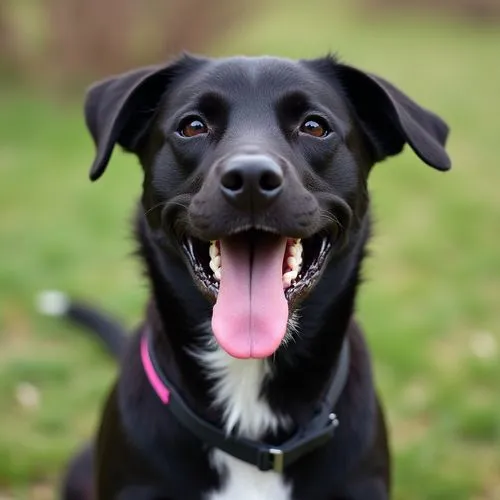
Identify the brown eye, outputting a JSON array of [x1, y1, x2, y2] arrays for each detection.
[[178, 117, 208, 137], [299, 117, 329, 138]]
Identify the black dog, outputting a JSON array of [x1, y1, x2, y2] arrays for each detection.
[[60, 54, 451, 499]]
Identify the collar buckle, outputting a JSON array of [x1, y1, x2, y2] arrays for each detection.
[[256, 447, 284, 473], [256, 416, 340, 473], [269, 448, 284, 473]]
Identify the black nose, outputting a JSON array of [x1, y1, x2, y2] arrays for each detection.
[[220, 154, 284, 210]]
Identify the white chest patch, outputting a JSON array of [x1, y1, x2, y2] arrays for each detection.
[[192, 343, 292, 500], [207, 450, 292, 500], [195, 345, 287, 437]]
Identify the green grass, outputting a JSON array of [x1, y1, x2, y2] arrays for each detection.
[[1, 2, 499, 498]]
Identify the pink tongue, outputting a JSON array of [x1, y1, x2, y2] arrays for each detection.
[[211, 234, 289, 359]]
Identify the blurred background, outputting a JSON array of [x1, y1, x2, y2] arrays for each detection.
[[0, 0, 499, 498]]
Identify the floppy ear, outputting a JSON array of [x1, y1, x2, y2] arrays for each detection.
[[335, 63, 451, 171], [84, 55, 202, 181]]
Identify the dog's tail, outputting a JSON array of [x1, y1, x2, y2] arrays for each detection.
[[36, 290, 127, 358]]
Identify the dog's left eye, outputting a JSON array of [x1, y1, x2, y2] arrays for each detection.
[[178, 117, 208, 138], [299, 117, 330, 138]]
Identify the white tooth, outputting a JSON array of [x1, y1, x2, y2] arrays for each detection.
[[320, 238, 327, 254], [290, 242, 303, 255], [209, 242, 219, 259], [209, 256, 221, 273], [282, 269, 298, 289], [214, 269, 222, 281], [283, 270, 298, 281], [287, 256, 297, 270]]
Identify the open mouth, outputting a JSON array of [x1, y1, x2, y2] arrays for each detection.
[[183, 231, 331, 301], [182, 230, 331, 359]]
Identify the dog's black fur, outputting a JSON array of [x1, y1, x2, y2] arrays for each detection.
[[62, 54, 450, 499]]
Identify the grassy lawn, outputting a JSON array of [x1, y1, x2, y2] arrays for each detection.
[[1, 1, 499, 498]]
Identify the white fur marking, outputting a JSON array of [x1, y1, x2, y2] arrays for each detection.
[[192, 327, 293, 500], [207, 450, 292, 500], [193, 343, 288, 438]]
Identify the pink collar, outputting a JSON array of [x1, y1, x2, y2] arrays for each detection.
[[139, 330, 350, 473], [140, 334, 170, 404]]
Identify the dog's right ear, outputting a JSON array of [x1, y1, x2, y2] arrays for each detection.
[[84, 55, 202, 181]]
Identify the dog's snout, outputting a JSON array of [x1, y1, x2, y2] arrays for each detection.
[[220, 155, 283, 210]]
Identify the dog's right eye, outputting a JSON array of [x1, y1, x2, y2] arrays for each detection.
[[178, 117, 208, 138], [299, 116, 330, 138]]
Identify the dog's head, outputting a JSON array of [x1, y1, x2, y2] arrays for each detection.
[[84, 54, 450, 359]]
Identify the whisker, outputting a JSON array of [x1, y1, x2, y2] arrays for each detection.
[[143, 202, 167, 217], [165, 200, 190, 210], [321, 210, 343, 229], [144, 199, 190, 218]]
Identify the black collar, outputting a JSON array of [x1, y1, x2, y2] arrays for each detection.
[[141, 331, 350, 473]]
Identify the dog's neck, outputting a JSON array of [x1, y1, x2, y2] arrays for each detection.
[[136, 211, 369, 439]]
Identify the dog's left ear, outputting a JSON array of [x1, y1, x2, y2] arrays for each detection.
[[331, 62, 451, 171], [84, 55, 203, 181]]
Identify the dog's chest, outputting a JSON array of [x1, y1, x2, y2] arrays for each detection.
[[195, 347, 292, 500], [207, 451, 291, 500]]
